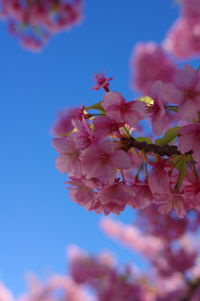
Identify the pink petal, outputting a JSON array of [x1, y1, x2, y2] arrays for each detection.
[[112, 150, 132, 170], [163, 83, 184, 104], [178, 135, 194, 153], [102, 92, 124, 110], [52, 138, 69, 153], [148, 169, 170, 194]]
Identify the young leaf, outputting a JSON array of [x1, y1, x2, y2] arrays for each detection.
[[155, 126, 180, 146], [86, 102, 104, 112], [135, 137, 152, 144]]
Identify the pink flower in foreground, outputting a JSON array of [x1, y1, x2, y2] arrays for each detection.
[[72, 118, 94, 149], [66, 177, 98, 211], [93, 116, 123, 140], [94, 183, 134, 215], [148, 159, 170, 195], [102, 92, 145, 127], [80, 140, 132, 184], [178, 123, 200, 162], [131, 42, 176, 95], [164, 18, 200, 59], [131, 182, 154, 209], [156, 192, 188, 218], [163, 65, 200, 121], [184, 167, 200, 209], [52, 134, 82, 177], [147, 81, 171, 135], [92, 73, 113, 91]]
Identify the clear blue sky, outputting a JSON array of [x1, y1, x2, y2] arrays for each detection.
[[0, 0, 196, 295]]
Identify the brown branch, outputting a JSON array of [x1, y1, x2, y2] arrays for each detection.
[[120, 137, 192, 157], [180, 277, 200, 301]]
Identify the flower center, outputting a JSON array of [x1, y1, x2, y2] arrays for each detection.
[[100, 153, 110, 164], [185, 89, 197, 99]]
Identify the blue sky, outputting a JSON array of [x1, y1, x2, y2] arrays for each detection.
[[0, 0, 193, 295]]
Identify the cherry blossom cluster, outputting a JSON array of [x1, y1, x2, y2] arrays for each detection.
[[164, 0, 200, 59], [52, 66, 200, 218], [131, 0, 200, 96], [0, 209, 200, 301], [131, 42, 176, 95], [2, 209, 200, 301], [0, 275, 94, 301], [0, 0, 83, 51], [100, 212, 200, 301]]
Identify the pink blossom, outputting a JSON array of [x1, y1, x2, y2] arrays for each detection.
[[0, 284, 14, 301], [69, 248, 145, 301], [72, 118, 94, 149], [156, 193, 188, 218], [131, 42, 176, 95], [182, 0, 200, 24], [19, 275, 93, 301], [137, 206, 188, 240], [131, 181, 154, 209], [52, 107, 85, 137], [52, 134, 82, 177], [184, 167, 200, 208], [93, 116, 123, 140], [147, 81, 171, 135], [80, 140, 132, 184], [178, 123, 200, 162], [0, 0, 83, 50], [164, 18, 200, 59], [148, 160, 170, 195], [66, 176, 97, 211], [92, 73, 113, 91], [101, 218, 163, 257], [163, 65, 200, 121], [102, 92, 145, 127], [94, 182, 134, 215]]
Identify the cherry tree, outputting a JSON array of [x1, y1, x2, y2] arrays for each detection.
[[1, 0, 200, 300]]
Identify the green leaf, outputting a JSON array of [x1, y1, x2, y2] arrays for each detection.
[[135, 137, 152, 144], [155, 126, 180, 146], [86, 102, 104, 112]]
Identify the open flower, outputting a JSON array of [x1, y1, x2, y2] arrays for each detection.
[[102, 92, 145, 127], [80, 140, 132, 184]]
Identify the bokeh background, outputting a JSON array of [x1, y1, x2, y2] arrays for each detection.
[[0, 0, 192, 295]]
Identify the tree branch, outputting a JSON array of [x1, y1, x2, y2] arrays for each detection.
[[180, 277, 200, 301], [120, 137, 192, 157]]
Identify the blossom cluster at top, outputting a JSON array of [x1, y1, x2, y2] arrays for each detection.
[[0, 0, 83, 51], [52, 66, 200, 218], [164, 0, 200, 59]]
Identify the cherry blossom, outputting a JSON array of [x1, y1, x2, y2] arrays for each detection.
[[52, 67, 200, 218], [163, 65, 200, 121], [131, 42, 176, 95], [0, 0, 83, 51], [178, 123, 200, 162], [101, 92, 145, 127], [80, 140, 132, 184], [52, 134, 82, 177]]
